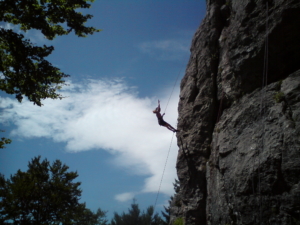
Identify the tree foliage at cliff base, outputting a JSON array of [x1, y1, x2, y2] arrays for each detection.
[[0, 156, 108, 224], [111, 200, 164, 225]]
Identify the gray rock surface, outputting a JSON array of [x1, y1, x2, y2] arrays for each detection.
[[171, 0, 300, 224], [208, 71, 300, 224]]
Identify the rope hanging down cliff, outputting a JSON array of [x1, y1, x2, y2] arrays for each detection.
[[256, 1, 270, 223], [152, 64, 185, 213], [153, 132, 175, 211], [163, 65, 184, 114], [214, 2, 270, 224]]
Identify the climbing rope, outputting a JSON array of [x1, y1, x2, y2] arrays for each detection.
[[163, 66, 184, 114], [153, 132, 175, 211], [257, 1, 269, 223], [153, 64, 184, 213]]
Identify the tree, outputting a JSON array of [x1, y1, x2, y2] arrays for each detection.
[[161, 196, 172, 225], [161, 179, 180, 225], [111, 200, 164, 225], [0, 156, 107, 224], [0, 0, 100, 106], [0, 0, 100, 148], [76, 208, 108, 225]]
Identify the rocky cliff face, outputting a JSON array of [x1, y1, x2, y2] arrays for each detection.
[[171, 0, 300, 224]]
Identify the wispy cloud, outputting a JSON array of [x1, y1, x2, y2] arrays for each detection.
[[0, 22, 51, 45], [115, 192, 135, 202], [0, 78, 179, 199], [138, 39, 190, 61]]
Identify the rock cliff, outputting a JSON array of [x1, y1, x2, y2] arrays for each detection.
[[171, 0, 300, 224]]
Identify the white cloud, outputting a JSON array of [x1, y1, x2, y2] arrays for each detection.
[[0, 78, 179, 197], [138, 39, 190, 61], [115, 192, 135, 202], [25, 29, 50, 44], [0, 22, 51, 45]]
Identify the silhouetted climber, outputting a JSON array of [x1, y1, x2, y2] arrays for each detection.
[[153, 100, 178, 132]]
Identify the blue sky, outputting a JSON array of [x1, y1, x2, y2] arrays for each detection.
[[0, 0, 206, 220]]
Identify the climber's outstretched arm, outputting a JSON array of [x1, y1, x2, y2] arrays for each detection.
[[157, 100, 161, 113]]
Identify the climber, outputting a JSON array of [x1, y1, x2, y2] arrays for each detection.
[[153, 100, 179, 132]]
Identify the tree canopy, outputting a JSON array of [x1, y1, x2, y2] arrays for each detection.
[[111, 200, 164, 225], [0, 156, 107, 224], [161, 179, 180, 225], [78, 208, 109, 225], [0, 0, 100, 106], [0, 156, 170, 225]]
